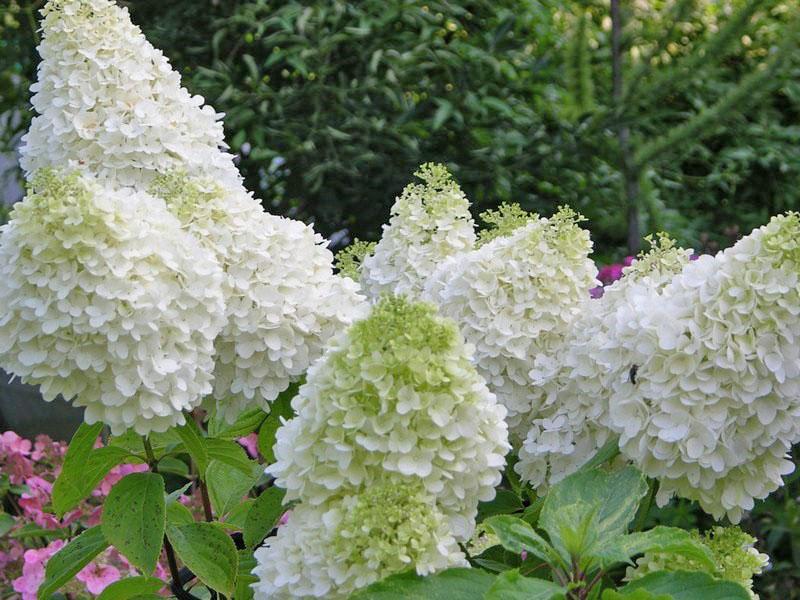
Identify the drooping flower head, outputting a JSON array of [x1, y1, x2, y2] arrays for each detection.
[[0, 170, 225, 434], [359, 163, 476, 300], [21, 0, 240, 189], [515, 234, 693, 491], [605, 214, 800, 521], [251, 484, 466, 599], [268, 296, 509, 539], [422, 206, 598, 435], [149, 172, 368, 422]]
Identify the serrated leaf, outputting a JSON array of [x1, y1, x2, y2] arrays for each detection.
[[484, 516, 558, 567], [166, 500, 196, 526], [175, 419, 208, 476], [613, 570, 751, 599], [540, 466, 647, 562], [205, 458, 259, 517], [598, 527, 715, 570], [96, 576, 164, 600], [206, 438, 258, 476], [257, 384, 297, 463], [38, 526, 108, 600], [52, 422, 108, 516], [224, 499, 254, 530], [244, 486, 285, 549], [349, 568, 494, 599], [235, 550, 258, 600], [101, 472, 165, 574], [166, 522, 238, 596], [484, 569, 565, 599], [207, 408, 268, 440]]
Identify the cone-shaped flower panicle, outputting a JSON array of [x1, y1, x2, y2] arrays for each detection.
[[251, 483, 466, 599], [422, 206, 598, 435], [0, 169, 225, 434], [359, 163, 476, 300], [515, 234, 693, 491], [20, 0, 240, 189], [604, 215, 800, 521], [268, 296, 509, 540], [149, 173, 368, 422]]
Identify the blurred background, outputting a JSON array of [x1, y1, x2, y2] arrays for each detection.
[[1, 0, 800, 595]]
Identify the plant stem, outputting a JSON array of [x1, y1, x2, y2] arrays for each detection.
[[199, 478, 213, 522], [142, 436, 157, 469], [633, 478, 658, 532]]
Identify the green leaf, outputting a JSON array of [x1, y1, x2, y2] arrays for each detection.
[[101, 472, 166, 574], [540, 466, 647, 561], [612, 570, 751, 599], [175, 419, 209, 476], [206, 438, 258, 476], [96, 576, 164, 600], [208, 408, 268, 440], [349, 568, 494, 599], [38, 526, 109, 600], [10, 523, 69, 540], [257, 385, 296, 463], [484, 569, 565, 599], [598, 527, 716, 570], [53, 422, 134, 516], [235, 550, 258, 600], [484, 515, 559, 567], [478, 489, 524, 521], [156, 456, 190, 478], [0, 511, 16, 536], [166, 500, 196, 526], [166, 522, 239, 596], [579, 436, 621, 472], [205, 458, 259, 517], [224, 499, 254, 530], [244, 486, 285, 548], [432, 99, 453, 130]]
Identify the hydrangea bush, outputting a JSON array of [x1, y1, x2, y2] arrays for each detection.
[[0, 1, 795, 599]]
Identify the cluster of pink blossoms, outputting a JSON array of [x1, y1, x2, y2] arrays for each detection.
[[0, 431, 168, 599]]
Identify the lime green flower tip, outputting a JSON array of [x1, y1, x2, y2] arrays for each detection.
[[335, 239, 376, 280], [413, 162, 466, 220], [477, 202, 537, 247], [348, 295, 457, 357], [626, 232, 687, 280], [762, 211, 800, 267], [333, 482, 442, 567], [149, 171, 227, 223]]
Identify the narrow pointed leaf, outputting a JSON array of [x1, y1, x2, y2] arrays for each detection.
[[243, 486, 285, 548], [38, 526, 108, 600], [485, 569, 565, 599]]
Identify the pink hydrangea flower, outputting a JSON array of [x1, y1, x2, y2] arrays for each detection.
[[0, 431, 32, 456], [94, 463, 149, 497], [77, 561, 121, 594], [238, 433, 259, 459], [11, 540, 64, 600]]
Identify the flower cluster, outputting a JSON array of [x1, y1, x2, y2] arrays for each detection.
[[255, 296, 509, 597], [1, 0, 365, 432], [0, 431, 168, 599], [359, 163, 476, 300], [0, 171, 225, 434], [20, 0, 241, 190], [422, 206, 598, 434], [604, 214, 800, 521], [252, 484, 465, 599], [626, 526, 769, 599], [149, 173, 367, 422], [515, 234, 693, 490]]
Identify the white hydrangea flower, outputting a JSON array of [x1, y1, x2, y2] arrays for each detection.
[[20, 0, 241, 190], [360, 163, 476, 300], [603, 215, 800, 521], [515, 235, 693, 491], [422, 207, 598, 435], [0, 170, 225, 435], [148, 173, 367, 422], [268, 296, 509, 540], [251, 484, 467, 599]]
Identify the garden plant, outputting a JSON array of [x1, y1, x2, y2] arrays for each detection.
[[0, 0, 799, 599]]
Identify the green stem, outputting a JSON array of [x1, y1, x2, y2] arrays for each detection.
[[633, 478, 658, 532], [142, 436, 157, 470]]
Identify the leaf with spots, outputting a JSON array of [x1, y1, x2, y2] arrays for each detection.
[[101, 472, 166, 574], [166, 522, 238, 596]]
